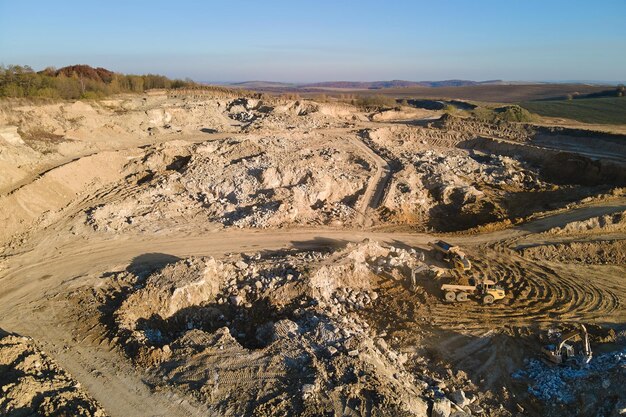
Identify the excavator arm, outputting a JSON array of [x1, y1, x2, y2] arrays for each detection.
[[556, 330, 580, 351], [551, 323, 592, 364], [580, 324, 592, 363]]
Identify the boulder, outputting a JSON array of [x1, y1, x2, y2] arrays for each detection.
[[431, 398, 451, 417], [230, 295, 244, 306], [468, 403, 484, 414], [449, 389, 470, 408], [0, 126, 25, 146], [117, 258, 228, 329]]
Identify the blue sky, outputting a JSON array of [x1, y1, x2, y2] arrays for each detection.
[[1, 0, 624, 82]]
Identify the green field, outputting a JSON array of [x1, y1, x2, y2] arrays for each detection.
[[520, 97, 626, 125]]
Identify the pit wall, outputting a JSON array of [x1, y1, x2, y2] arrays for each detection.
[[457, 136, 626, 186]]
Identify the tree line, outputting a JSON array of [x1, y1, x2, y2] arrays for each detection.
[[0, 65, 199, 100]]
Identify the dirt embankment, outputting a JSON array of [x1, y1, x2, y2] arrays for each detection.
[[0, 329, 108, 417], [362, 121, 623, 231], [546, 209, 626, 235], [0, 149, 140, 244], [455, 121, 626, 186], [520, 239, 626, 264]]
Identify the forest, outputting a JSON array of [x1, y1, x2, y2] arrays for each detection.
[[0, 64, 198, 99]]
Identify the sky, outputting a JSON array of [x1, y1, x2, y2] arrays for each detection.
[[1, 0, 625, 83]]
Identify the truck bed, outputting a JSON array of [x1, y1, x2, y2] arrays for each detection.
[[431, 240, 453, 251], [441, 284, 476, 292]]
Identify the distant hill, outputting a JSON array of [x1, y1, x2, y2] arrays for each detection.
[[380, 83, 615, 103], [227, 79, 504, 90], [230, 81, 296, 89], [426, 80, 504, 88], [39, 65, 115, 83], [300, 80, 503, 89], [304, 80, 424, 89]]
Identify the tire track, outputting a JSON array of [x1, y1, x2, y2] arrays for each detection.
[[429, 242, 622, 330]]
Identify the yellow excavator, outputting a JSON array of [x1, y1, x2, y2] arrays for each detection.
[[429, 240, 471, 273], [541, 323, 593, 365]]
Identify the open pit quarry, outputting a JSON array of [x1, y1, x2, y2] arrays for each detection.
[[0, 92, 625, 417]]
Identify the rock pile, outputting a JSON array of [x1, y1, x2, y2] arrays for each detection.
[[512, 349, 626, 414], [85, 135, 369, 232], [547, 209, 626, 235], [105, 241, 452, 415], [382, 149, 545, 228]]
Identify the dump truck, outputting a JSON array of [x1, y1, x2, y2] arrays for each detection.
[[541, 324, 592, 365], [441, 279, 505, 304], [429, 240, 471, 272]]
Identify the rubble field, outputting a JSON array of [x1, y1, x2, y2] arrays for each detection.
[[0, 93, 625, 417], [60, 240, 626, 417]]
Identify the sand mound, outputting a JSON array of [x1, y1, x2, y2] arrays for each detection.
[[0, 149, 139, 244], [0, 125, 42, 192], [520, 240, 626, 264], [370, 107, 436, 122], [117, 257, 233, 331]]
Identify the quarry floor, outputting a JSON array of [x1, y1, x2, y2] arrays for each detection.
[[0, 95, 625, 416]]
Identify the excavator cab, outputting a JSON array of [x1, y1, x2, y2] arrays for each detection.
[[542, 343, 576, 364]]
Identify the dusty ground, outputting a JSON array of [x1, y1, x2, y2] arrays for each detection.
[[0, 92, 625, 417]]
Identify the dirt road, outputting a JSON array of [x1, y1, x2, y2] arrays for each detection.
[[3, 198, 625, 312], [347, 134, 392, 226]]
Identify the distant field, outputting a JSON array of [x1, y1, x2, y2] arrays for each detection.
[[361, 84, 614, 103], [520, 97, 626, 124], [242, 83, 614, 103], [308, 84, 611, 103]]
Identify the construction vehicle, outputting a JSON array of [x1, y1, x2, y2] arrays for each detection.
[[441, 279, 506, 304], [541, 323, 592, 365], [429, 240, 471, 273], [408, 264, 441, 292]]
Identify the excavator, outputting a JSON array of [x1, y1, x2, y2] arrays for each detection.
[[541, 323, 593, 365]]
